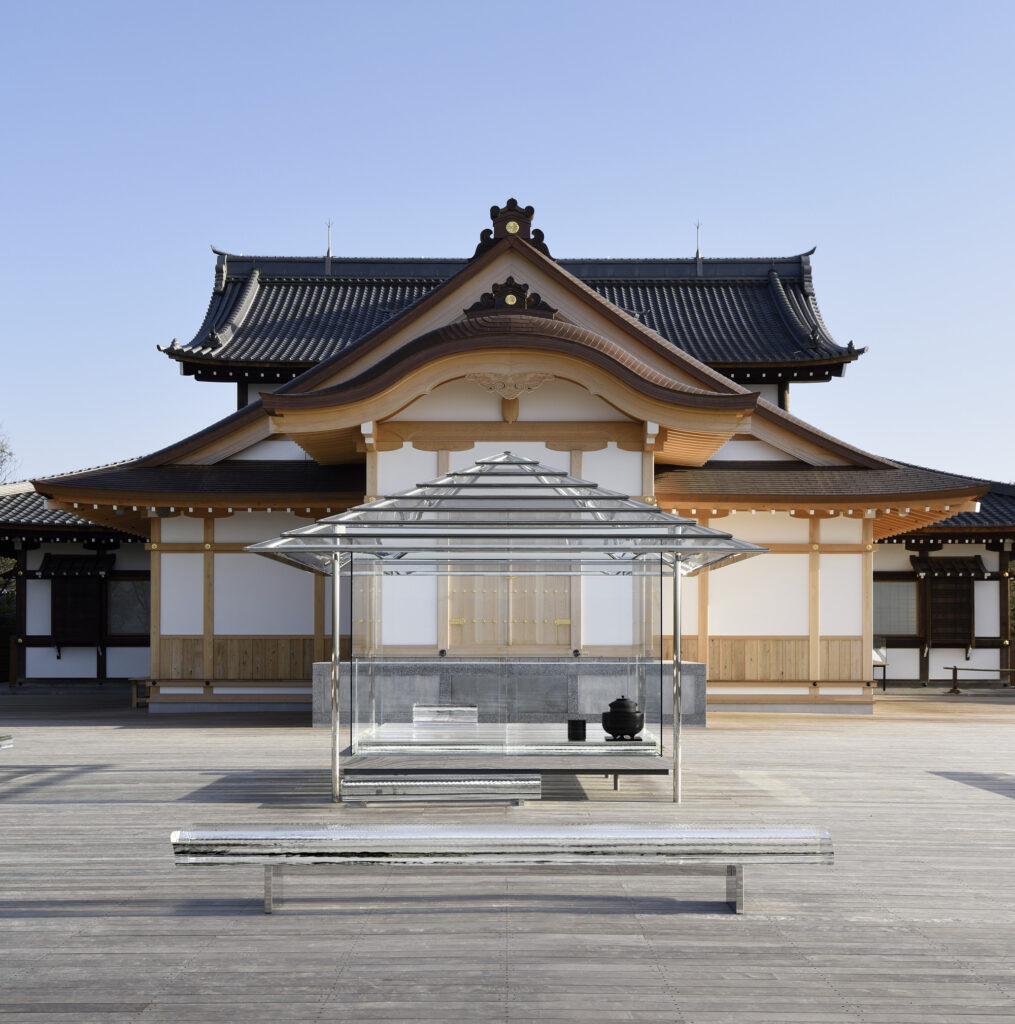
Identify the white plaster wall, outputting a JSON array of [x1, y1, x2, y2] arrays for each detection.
[[113, 544, 150, 570], [380, 575, 438, 645], [321, 576, 353, 635], [749, 384, 780, 405], [214, 554, 314, 635], [929, 647, 1000, 679], [518, 380, 629, 421], [709, 553, 809, 635], [107, 647, 151, 677], [710, 438, 788, 461], [25, 580, 51, 635], [449, 442, 556, 471], [713, 513, 808, 545], [248, 383, 279, 402], [160, 517, 205, 543], [582, 576, 635, 645], [393, 380, 501, 421], [26, 647, 96, 677], [659, 575, 698, 636], [230, 439, 308, 461], [974, 580, 1000, 637], [377, 446, 439, 494], [160, 553, 204, 635], [884, 647, 920, 680], [819, 555, 863, 635], [215, 511, 303, 543], [821, 517, 864, 543], [873, 544, 914, 571], [25, 548, 44, 571], [582, 444, 642, 495]]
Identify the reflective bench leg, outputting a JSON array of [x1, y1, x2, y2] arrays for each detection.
[[726, 864, 744, 914], [264, 865, 284, 914]]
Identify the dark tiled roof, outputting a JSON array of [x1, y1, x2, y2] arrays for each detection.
[[37, 461, 365, 499], [654, 463, 988, 501], [0, 485, 106, 529], [162, 251, 857, 373], [911, 481, 1015, 530], [910, 555, 991, 577]]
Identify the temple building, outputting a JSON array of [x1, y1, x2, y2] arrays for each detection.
[[2, 199, 1008, 707]]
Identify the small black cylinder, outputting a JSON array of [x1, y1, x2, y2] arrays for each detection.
[[567, 719, 586, 741]]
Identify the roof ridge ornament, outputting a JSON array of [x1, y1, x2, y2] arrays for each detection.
[[472, 199, 552, 259], [463, 276, 557, 318]]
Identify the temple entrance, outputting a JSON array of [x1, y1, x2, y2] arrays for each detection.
[[448, 571, 571, 654]]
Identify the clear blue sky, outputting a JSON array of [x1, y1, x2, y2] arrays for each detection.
[[3, 0, 1013, 482]]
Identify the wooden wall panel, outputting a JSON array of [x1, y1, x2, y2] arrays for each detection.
[[820, 638, 862, 680], [708, 638, 809, 681], [655, 637, 697, 662], [159, 638, 203, 679], [211, 637, 315, 680]]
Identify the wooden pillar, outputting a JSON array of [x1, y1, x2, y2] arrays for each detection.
[[149, 520, 161, 678], [862, 518, 875, 682], [1000, 546, 1011, 676], [313, 573, 326, 663], [202, 519, 215, 680], [809, 518, 821, 682], [696, 518, 709, 674]]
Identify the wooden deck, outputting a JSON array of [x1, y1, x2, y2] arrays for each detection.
[[1, 686, 1015, 1021]]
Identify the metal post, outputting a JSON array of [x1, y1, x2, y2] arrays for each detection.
[[331, 553, 342, 802], [671, 555, 682, 804]]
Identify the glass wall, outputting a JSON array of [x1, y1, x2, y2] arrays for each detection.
[[347, 553, 666, 757]]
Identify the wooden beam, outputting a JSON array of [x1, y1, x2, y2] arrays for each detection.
[[809, 519, 820, 682], [149, 519, 161, 678], [697, 519, 709, 677], [862, 518, 874, 682], [313, 573, 326, 663], [203, 519, 215, 680]]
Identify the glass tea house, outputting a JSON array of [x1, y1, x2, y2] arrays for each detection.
[[249, 453, 765, 800]]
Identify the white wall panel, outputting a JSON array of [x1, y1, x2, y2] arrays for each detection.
[[821, 517, 863, 543], [819, 555, 863, 635], [709, 553, 808, 635], [107, 647, 151, 677], [380, 576, 438, 645], [215, 511, 302, 543], [884, 647, 920, 680], [393, 380, 500, 420], [582, 444, 642, 495], [930, 647, 999, 679], [582, 577, 634, 645], [25, 549, 45, 570], [25, 580, 51, 635], [113, 544, 150, 571], [450, 443, 555, 471], [748, 384, 780, 405], [974, 580, 1000, 637], [377, 446, 438, 494], [710, 438, 787, 461], [161, 517, 205, 543], [659, 576, 698, 637], [874, 544, 916, 571], [214, 554, 314, 635], [26, 647, 96, 678], [160, 553, 204, 635], [230, 439, 307, 461], [715, 513, 808, 545], [518, 380, 628, 421]]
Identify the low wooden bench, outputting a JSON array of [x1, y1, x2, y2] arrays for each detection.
[[340, 773, 540, 804], [170, 824, 833, 914]]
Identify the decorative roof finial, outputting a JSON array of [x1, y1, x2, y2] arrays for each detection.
[[695, 220, 701, 260], [326, 219, 333, 259], [472, 199, 551, 259]]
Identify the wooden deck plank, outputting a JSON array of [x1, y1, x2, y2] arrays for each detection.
[[1, 687, 1014, 1020]]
